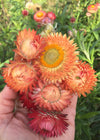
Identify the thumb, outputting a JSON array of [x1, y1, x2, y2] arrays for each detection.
[[0, 85, 17, 115]]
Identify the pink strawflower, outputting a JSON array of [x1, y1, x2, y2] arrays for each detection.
[[47, 12, 56, 20], [41, 17, 52, 25], [87, 4, 98, 13], [86, 12, 92, 17], [28, 109, 68, 137], [96, 3, 100, 8]]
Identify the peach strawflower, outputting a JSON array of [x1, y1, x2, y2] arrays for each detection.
[[86, 12, 92, 17], [33, 4, 42, 12], [28, 109, 68, 137], [33, 10, 46, 22], [14, 29, 44, 61], [65, 61, 97, 97], [38, 33, 79, 83], [25, 2, 34, 10], [87, 4, 98, 13], [32, 81, 72, 111], [3, 61, 39, 93]]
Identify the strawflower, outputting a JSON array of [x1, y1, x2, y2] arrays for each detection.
[[38, 33, 79, 83], [33, 4, 42, 12], [25, 2, 34, 10], [47, 12, 56, 20], [41, 17, 52, 25], [28, 109, 68, 137], [33, 10, 46, 22], [22, 10, 29, 16], [70, 17, 76, 23], [31, 80, 72, 111], [87, 4, 98, 13], [86, 12, 92, 17], [2, 61, 40, 93], [14, 29, 44, 61], [65, 61, 97, 97], [96, 3, 100, 8]]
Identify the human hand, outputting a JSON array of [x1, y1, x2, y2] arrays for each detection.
[[0, 86, 77, 140], [0, 86, 44, 140]]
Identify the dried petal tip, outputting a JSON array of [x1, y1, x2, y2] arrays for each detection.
[[28, 109, 68, 137]]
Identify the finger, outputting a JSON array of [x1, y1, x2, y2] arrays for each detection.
[[63, 94, 78, 119], [0, 85, 17, 115]]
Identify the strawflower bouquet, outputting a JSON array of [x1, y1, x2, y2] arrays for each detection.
[[2, 28, 97, 137], [3, 2, 97, 132]]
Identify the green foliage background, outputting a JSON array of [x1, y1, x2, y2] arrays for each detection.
[[0, 0, 100, 139]]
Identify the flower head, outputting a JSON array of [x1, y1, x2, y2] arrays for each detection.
[[41, 17, 52, 25], [47, 12, 56, 20], [33, 4, 42, 12], [25, 2, 34, 10], [32, 81, 72, 111], [28, 109, 68, 137], [14, 29, 44, 61], [86, 12, 92, 17], [70, 17, 76, 23], [33, 10, 46, 22], [2, 61, 39, 93], [22, 10, 29, 16], [37, 33, 78, 83], [96, 3, 100, 8], [65, 61, 97, 97], [87, 4, 98, 13]]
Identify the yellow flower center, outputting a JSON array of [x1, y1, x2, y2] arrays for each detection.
[[40, 44, 64, 68], [36, 12, 43, 17], [91, 5, 95, 8]]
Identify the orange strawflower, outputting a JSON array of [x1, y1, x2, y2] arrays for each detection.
[[14, 29, 44, 61], [3, 61, 39, 93], [38, 33, 79, 83], [87, 4, 98, 13], [65, 61, 97, 97]]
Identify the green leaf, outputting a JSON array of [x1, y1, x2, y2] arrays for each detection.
[[0, 58, 13, 68], [80, 111, 100, 119]]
